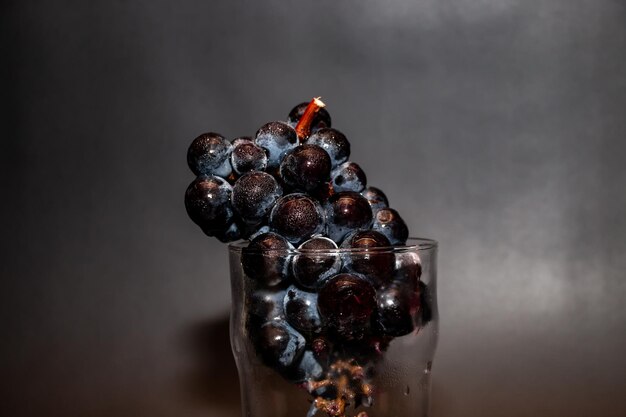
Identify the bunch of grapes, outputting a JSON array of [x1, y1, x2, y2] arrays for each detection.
[[184, 98, 431, 417]]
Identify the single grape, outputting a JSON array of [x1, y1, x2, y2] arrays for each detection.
[[249, 321, 306, 370], [361, 186, 389, 215], [373, 284, 418, 337], [283, 286, 322, 336], [242, 232, 294, 287], [232, 171, 282, 224], [187, 132, 233, 177], [324, 191, 373, 243], [231, 140, 268, 175], [318, 273, 376, 341], [330, 161, 367, 193], [340, 230, 394, 287], [255, 121, 298, 169], [269, 193, 325, 244], [293, 236, 342, 290], [393, 251, 422, 291], [372, 208, 409, 245], [287, 102, 332, 131], [246, 288, 286, 329], [305, 128, 350, 169], [184, 175, 233, 234], [280, 144, 331, 192]]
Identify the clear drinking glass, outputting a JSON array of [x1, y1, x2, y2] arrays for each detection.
[[229, 238, 438, 417]]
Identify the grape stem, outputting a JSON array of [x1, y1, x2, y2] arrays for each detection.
[[295, 97, 326, 141]]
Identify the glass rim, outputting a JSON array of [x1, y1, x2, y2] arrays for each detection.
[[228, 236, 438, 254]]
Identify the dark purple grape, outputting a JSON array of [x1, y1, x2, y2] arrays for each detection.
[[242, 232, 294, 287], [324, 191, 373, 243], [269, 194, 325, 244], [372, 208, 409, 245], [374, 285, 418, 337], [287, 102, 332, 131], [184, 175, 233, 234], [330, 161, 367, 193], [187, 132, 233, 177], [293, 236, 341, 290], [232, 171, 282, 224], [393, 252, 422, 291], [279, 144, 331, 192], [283, 286, 322, 336], [340, 230, 394, 287], [305, 128, 350, 169], [361, 186, 389, 215], [246, 289, 286, 329], [250, 321, 306, 370], [255, 121, 298, 169], [231, 140, 268, 175], [318, 273, 376, 341]]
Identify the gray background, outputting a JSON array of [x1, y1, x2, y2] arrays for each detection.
[[2, 0, 626, 416]]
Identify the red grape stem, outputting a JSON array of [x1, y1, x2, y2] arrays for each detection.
[[295, 97, 326, 141]]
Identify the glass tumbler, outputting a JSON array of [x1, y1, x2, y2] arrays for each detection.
[[229, 238, 438, 417]]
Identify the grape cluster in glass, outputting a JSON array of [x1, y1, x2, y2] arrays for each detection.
[[184, 100, 431, 416]]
